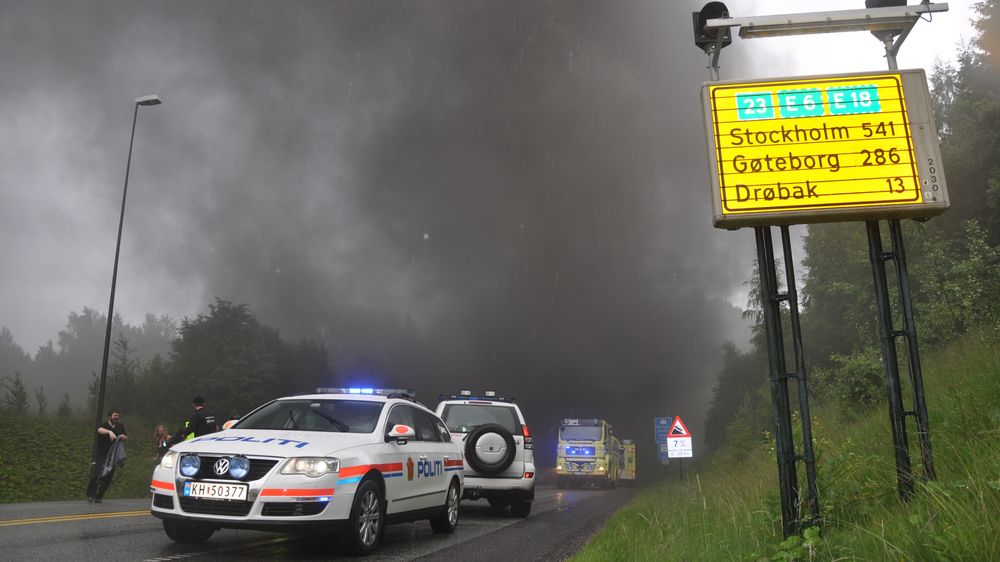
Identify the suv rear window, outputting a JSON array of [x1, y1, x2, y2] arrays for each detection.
[[441, 404, 521, 435]]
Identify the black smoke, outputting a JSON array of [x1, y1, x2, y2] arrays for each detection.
[[3, 0, 770, 473]]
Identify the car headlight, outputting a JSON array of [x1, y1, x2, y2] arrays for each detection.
[[179, 454, 202, 477], [159, 451, 179, 469], [280, 457, 340, 478]]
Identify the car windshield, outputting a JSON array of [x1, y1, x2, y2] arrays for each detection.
[[560, 425, 602, 441], [441, 404, 520, 434], [237, 399, 384, 433]]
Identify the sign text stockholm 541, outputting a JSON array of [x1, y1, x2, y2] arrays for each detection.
[[701, 70, 948, 228]]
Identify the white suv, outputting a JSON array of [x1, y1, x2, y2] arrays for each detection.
[[150, 388, 463, 556], [435, 391, 535, 517]]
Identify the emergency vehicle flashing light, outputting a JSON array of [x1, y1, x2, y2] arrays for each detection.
[[314, 387, 416, 399]]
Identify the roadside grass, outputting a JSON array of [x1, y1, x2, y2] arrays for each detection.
[[0, 414, 165, 503], [573, 329, 1000, 561]]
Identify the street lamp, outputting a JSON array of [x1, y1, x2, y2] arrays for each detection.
[[90, 94, 162, 472]]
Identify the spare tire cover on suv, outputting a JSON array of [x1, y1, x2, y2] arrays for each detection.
[[464, 423, 517, 476]]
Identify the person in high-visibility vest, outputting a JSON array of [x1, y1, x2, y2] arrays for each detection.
[[175, 396, 218, 441]]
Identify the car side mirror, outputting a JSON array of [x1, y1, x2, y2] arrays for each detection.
[[386, 424, 416, 444]]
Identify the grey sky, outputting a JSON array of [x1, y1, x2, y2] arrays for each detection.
[[0, 1, 976, 452]]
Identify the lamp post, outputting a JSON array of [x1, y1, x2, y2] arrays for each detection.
[[90, 95, 162, 471]]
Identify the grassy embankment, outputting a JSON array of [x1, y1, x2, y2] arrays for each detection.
[[574, 330, 1000, 561], [0, 413, 169, 503]]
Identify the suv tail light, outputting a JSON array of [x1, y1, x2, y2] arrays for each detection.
[[522, 425, 533, 449]]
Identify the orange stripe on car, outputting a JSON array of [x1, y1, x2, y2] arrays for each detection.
[[151, 479, 175, 491], [260, 488, 335, 497], [339, 463, 403, 477], [444, 460, 464, 467]]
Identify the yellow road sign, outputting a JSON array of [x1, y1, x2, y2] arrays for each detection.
[[701, 69, 948, 228]]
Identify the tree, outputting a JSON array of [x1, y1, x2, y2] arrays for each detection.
[[35, 386, 48, 417], [0, 327, 31, 383], [704, 341, 767, 452], [169, 299, 286, 421], [56, 393, 73, 418], [2, 371, 30, 414], [108, 334, 139, 413], [135, 353, 173, 422], [798, 222, 875, 368], [930, 1, 1000, 242]]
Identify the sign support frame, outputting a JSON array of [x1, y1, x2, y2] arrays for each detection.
[[696, 1, 944, 537]]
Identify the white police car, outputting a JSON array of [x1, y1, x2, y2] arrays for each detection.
[[150, 388, 464, 555]]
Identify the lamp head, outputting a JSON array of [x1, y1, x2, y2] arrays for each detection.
[[135, 95, 162, 106]]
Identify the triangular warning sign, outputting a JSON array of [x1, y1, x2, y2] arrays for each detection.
[[669, 416, 691, 438]]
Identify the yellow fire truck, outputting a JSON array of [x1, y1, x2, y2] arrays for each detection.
[[556, 418, 623, 489], [620, 439, 637, 486]]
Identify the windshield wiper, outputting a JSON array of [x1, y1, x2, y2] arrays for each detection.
[[310, 409, 350, 432]]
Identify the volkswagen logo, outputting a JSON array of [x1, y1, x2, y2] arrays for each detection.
[[213, 458, 231, 476]]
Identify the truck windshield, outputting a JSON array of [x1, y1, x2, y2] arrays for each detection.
[[238, 399, 384, 433], [560, 426, 602, 441]]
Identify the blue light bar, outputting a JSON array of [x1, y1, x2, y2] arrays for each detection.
[[316, 387, 415, 398]]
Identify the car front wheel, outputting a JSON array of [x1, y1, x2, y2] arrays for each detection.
[[430, 479, 460, 533], [339, 478, 385, 555]]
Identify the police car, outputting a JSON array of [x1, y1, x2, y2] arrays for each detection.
[[150, 388, 464, 555], [435, 390, 535, 517]]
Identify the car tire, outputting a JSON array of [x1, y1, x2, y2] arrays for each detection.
[[163, 520, 215, 544], [430, 479, 461, 533], [464, 423, 517, 476], [339, 478, 385, 555], [510, 499, 531, 518]]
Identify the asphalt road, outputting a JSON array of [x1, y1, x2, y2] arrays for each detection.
[[0, 484, 636, 561]]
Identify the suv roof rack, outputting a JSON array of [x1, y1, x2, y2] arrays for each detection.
[[439, 390, 516, 403]]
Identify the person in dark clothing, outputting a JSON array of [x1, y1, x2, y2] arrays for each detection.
[[176, 396, 218, 441], [86, 409, 127, 503]]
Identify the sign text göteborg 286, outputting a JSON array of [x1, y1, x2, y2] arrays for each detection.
[[701, 69, 948, 228]]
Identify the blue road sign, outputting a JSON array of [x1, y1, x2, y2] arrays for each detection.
[[653, 417, 672, 464]]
